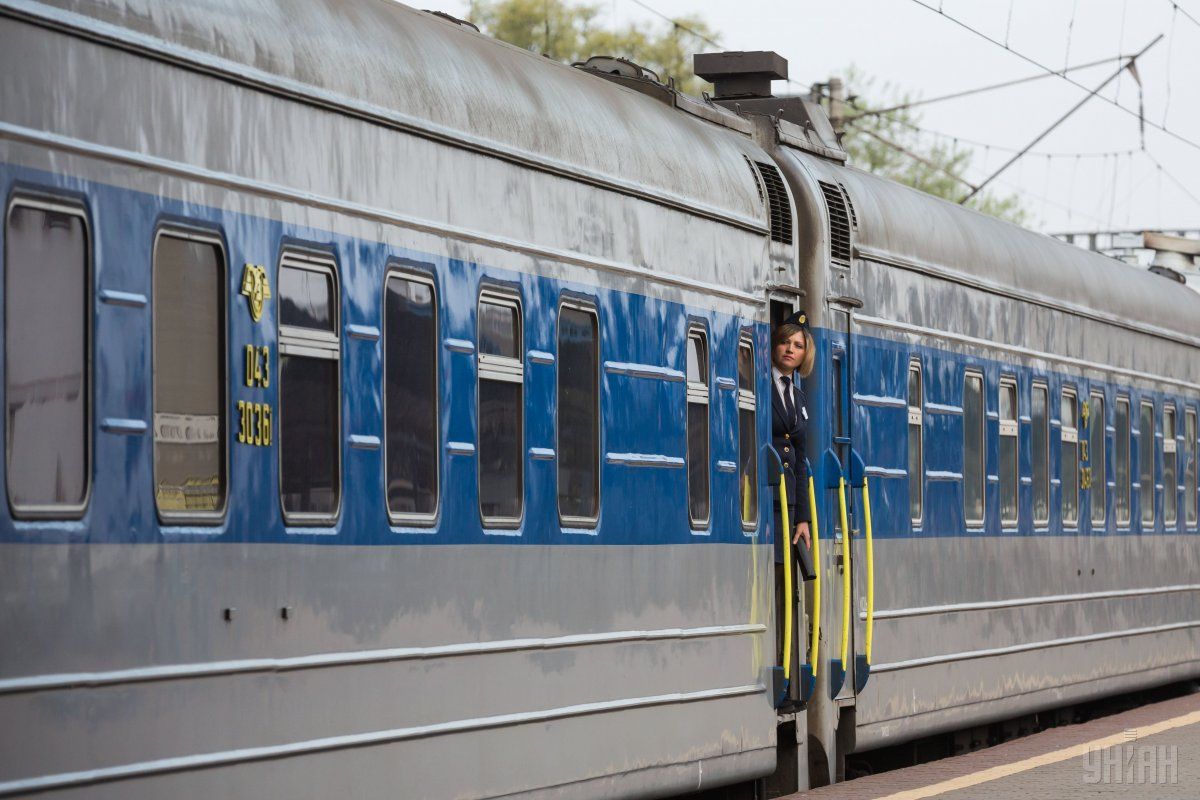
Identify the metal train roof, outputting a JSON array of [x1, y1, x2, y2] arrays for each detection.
[[33, 0, 768, 232], [821, 158, 1200, 344]]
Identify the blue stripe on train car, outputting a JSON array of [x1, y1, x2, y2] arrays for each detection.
[[0, 163, 774, 548], [847, 331, 1200, 540]]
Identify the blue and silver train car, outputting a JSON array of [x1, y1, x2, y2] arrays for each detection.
[[712, 67, 1200, 782], [4, 0, 1200, 796], [0, 1, 794, 797]]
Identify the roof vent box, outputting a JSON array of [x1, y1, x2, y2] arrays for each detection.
[[694, 51, 788, 99]]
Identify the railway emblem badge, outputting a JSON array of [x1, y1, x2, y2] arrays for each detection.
[[240, 264, 271, 322]]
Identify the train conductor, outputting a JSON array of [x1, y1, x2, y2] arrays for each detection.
[[771, 311, 814, 568]]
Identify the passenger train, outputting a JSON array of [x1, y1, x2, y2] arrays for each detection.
[[1, 0, 1197, 797]]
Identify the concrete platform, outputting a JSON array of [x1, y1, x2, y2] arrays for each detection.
[[787, 690, 1200, 799]]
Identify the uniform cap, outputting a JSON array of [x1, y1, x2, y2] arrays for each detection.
[[780, 310, 809, 329]]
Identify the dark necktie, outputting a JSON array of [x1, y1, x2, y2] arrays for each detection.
[[780, 375, 797, 427]]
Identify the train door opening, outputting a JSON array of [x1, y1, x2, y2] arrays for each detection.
[[769, 296, 801, 704]]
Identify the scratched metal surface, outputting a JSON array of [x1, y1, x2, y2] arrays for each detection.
[[765, 139, 1200, 770], [0, 0, 784, 797]]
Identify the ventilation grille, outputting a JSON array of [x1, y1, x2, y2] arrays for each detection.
[[838, 181, 859, 229], [744, 157, 765, 205], [819, 180, 852, 267], [753, 161, 793, 245]]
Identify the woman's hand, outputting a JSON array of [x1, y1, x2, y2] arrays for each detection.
[[792, 521, 811, 549]]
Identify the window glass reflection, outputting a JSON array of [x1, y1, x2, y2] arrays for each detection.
[[385, 276, 438, 517], [6, 205, 89, 512], [558, 307, 598, 521], [279, 266, 334, 331], [153, 234, 225, 516]]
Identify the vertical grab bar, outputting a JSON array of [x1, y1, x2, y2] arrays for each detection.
[[807, 473, 821, 677], [778, 480, 793, 683], [836, 476, 852, 670], [862, 476, 875, 666]]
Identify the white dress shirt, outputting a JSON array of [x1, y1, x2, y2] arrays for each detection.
[[771, 365, 807, 421]]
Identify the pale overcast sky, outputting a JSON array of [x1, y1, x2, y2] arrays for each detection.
[[415, 0, 1200, 235]]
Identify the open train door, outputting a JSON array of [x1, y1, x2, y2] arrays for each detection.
[[819, 290, 878, 785]]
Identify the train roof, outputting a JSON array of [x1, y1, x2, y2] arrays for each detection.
[[824, 160, 1200, 344], [37, 0, 769, 234]]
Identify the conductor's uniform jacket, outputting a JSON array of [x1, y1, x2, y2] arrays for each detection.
[[771, 368, 810, 564]]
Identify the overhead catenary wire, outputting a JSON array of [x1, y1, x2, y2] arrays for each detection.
[[845, 115, 1117, 228], [1144, 149, 1200, 208], [852, 53, 1129, 119], [1064, 0, 1079, 70], [625, 0, 722, 49], [1115, 0, 1129, 104], [1163, 2, 1177, 126], [820, 86, 1141, 160], [1165, 0, 1200, 31], [957, 35, 1162, 204], [904, 0, 1200, 155]]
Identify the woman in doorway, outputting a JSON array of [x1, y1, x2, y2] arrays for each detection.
[[771, 311, 815, 561], [771, 311, 815, 711]]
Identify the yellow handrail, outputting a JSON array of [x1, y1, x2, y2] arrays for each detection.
[[807, 473, 821, 676], [779, 480, 793, 681], [837, 476, 852, 666], [742, 474, 751, 524], [862, 477, 875, 666]]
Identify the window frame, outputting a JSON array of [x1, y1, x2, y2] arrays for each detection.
[[737, 331, 758, 531], [477, 287, 525, 528], [908, 357, 924, 527], [276, 249, 342, 526], [1089, 391, 1106, 528], [685, 321, 711, 530], [1060, 385, 1079, 528], [962, 369, 986, 527], [1139, 398, 1156, 529], [1115, 394, 1132, 527], [152, 223, 229, 525], [1164, 402, 1177, 528], [556, 297, 600, 528], [382, 267, 440, 526], [1187, 406, 1198, 530], [998, 376, 1019, 527], [5, 194, 94, 520], [1031, 380, 1050, 527]]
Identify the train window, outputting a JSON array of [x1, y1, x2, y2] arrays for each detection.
[[1089, 392, 1105, 527], [6, 199, 90, 516], [558, 302, 599, 525], [478, 291, 523, 525], [152, 230, 226, 520], [1032, 382, 1049, 525], [278, 254, 340, 522], [999, 378, 1018, 525], [685, 325, 710, 528], [1139, 401, 1155, 528], [908, 359, 923, 525], [1187, 408, 1198, 527], [1164, 405, 1177, 528], [1061, 388, 1079, 527], [738, 335, 758, 528], [1115, 396, 1131, 525], [384, 272, 438, 521], [963, 371, 985, 525]]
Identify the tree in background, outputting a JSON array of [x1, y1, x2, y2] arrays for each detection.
[[835, 69, 1027, 224], [469, 0, 716, 95], [470, 1, 1027, 224]]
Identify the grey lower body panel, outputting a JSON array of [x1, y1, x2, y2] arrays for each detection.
[[0, 542, 777, 799], [851, 535, 1200, 751]]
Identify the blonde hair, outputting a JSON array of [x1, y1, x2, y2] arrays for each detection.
[[772, 324, 815, 379]]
